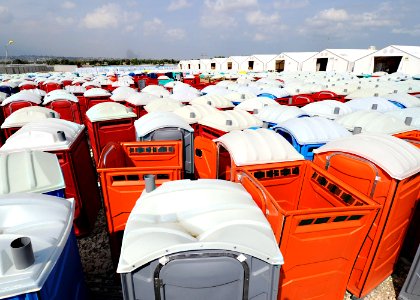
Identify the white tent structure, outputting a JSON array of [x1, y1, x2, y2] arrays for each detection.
[[221, 56, 247, 72], [301, 49, 375, 72], [239, 55, 277, 72], [209, 57, 228, 72], [354, 45, 420, 75], [267, 52, 318, 72]]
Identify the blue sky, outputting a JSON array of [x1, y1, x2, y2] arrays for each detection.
[[0, 0, 418, 59]]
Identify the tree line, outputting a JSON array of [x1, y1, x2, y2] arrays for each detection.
[[2, 58, 180, 66]]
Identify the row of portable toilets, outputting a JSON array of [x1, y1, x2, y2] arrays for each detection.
[[0, 71, 419, 300]]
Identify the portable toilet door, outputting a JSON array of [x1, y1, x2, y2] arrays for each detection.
[[0, 194, 87, 300], [43, 91, 83, 124], [0, 118, 101, 236], [312, 133, 420, 298], [83, 87, 112, 110], [1, 106, 60, 139], [65, 85, 88, 121], [86, 102, 137, 165], [0, 150, 65, 198], [1, 91, 42, 119], [117, 179, 283, 300], [134, 111, 195, 177], [399, 245, 420, 300]]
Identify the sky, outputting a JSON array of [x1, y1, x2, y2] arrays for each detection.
[[0, 0, 419, 59]]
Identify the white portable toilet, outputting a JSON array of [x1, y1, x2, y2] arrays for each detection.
[[134, 112, 195, 176], [117, 179, 283, 300], [0, 194, 87, 299]]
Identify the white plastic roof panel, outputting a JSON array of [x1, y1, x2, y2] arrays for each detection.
[[42, 91, 78, 104], [0, 119, 85, 152], [382, 93, 420, 108], [314, 133, 420, 180], [141, 85, 171, 98], [65, 85, 86, 94], [345, 97, 400, 113], [225, 92, 257, 103], [1, 106, 60, 129], [83, 87, 111, 97], [301, 100, 353, 120], [134, 111, 194, 137], [0, 151, 64, 194], [125, 92, 160, 106], [199, 110, 263, 132], [255, 105, 307, 124], [144, 99, 183, 113], [110, 86, 137, 102], [86, 102, 137, 122], [258, 87, 289, 98], [190, 94, 234, 108], [200, 85, 231, 96], [117, 179, 283, 273], [386, 107, 420, 129], [335, 111, 415, 134], [173, 104, 218, 124], [274, 116, 351, 144], [234, 97, 279, 112], [216, 129, 304, 166], [1, 92, 42, 106], [0, 194, 74, 298]]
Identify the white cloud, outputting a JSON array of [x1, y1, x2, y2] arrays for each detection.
[[62, 1, 76, 9], [352, 12, 397, 27], [166, 28, 186, 40], [0, 6, 13, 23], [204, 0, 258, 12], [253, 33, 270, 41], [273, 0, 309, 9], [168, 0, 191, 11], [246, 10, 280, 26], [392, 25, 420, 36], [309, 8, 349, 24], [55, 16, 75, 26], [200, 13, 237, 28], [143, 18, 164, 35], [82, 4, 141, 30]]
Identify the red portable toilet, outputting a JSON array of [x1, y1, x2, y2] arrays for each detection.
[[65, 85, 88, 121], [42, 80, 62, 93], [173, 104, 218, 134], [0, 118, 101, 236], [85, 102, 137, 165], [110, 86, 137, 103], [141, 85, 171, 98], [43, 90, 83, 124], [1, 91, 42, 119], [124, 92, 160, 118], [18, 80, 37, 90], [83, 87, 111, 109], [313, 133, 420, 298], [1, 106, 60, 139]]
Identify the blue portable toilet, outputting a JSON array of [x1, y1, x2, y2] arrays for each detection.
[[273, 116, 351, 160], [0, 150, 65, 198], [0, 193, 87, 300]]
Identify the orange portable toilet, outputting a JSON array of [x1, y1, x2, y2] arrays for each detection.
[[0, 118, 101, 236], [193, 128, 380, 300], [85, 102, 137, 165], [43, 90, 83, 124], [313, 133, 420, 298], [1, 106, 60, 139], [1, 91, 42, 119], [83, 87, 112, 109], [97, 140, 183, 264]]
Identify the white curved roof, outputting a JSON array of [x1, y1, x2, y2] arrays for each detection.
[[234, 97, 279, 112], [1, 106, 60, 129], [1, 91, 42, 106], [345, 97, 400, 113], [199, 110, 263, 132], [125, 92, 160, 106], [86, 102, 137, 122], [314, 133, 420, 180], [82, 81, 101, 88], [274, 116, 351, 144], [258, 87, 290, 98], [382, 93, 420, 108], [18, 81, 37, 87], [346, 88, 395, 99], [42, 91, 78, 104], [65, 85, 86, 94], [255, 105, 307, 124], [173, 104, 218, 124], [386, 107, 420, 129], [200, 85, 231, 96], [117, 179, 283, 273], [216, 129, 304, 166], [83, 87, 111, 97], [110, 86, 137, 102], [0, 151, 64, 194], [141, 85, 171, 98], [335, 111, 415, 134], [301, 100, 352, 120], [169, 85, 200, 102], [134, 111, 194, 137], [225, 92, 257, 103], [144, 98, 183, 113], [191, 94, 234, 109], [0, 119, 85, 152], [0, 194, 74, 299]]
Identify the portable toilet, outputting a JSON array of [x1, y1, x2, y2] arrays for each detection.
[[86, 102, 137, 165], [399, 245, 420, 300], [144, 98, 183, 113], [225, 92, 257, 106], [0, 118, 101, 236], [190, 94, 234, 110], [0, 150, 65, 197], [254, 105, 308, 128], [18, 80, 37, 90], [65, 85, 88, 121], [134, 111, 194, 177], [43, 90, 83, 124], [1, 91, 42, 119], [157, 75, 173, 86], [125, 92, 160, 118], [1, 106, 60, 139], [83, 87, 112, 109], [301, 100, 352, 120], [42, 80, 62, 93], [141, 85, 170, 98], [192, 129, 380, 300], [313, 133, 420, 298], [273, 116, 351, 160], [312, 90, 346, 102], [110, 86, 137, 103], [96, 140, 184, 265], [346, 97, 400, 112], [233, 97, 279, 113], [173, 104, 218, 133], [383, 92, 420, 108], [197, 110, 263, 140], [386, 108, 420, 146], [0, 194, 87, 300], [117, 179, 284, 300]]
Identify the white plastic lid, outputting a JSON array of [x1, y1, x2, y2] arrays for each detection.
[[42, 91, 78, 104], [1, 92, 42, 106], [117, 179, 283, 273], [86, 102, 137, 122], [65, 85, 86, 94], [335, 111, 415, 134], [199, 110, 263, 132], [382, 93, 420, 108], [141, 85, 171, 98], [1, 106, 60, 129], [274, 116, 351, 144], [173, 104, 218, 124], [234, 97, 279, 112], [314, 133, 420, 180], [386, 107, 420, 129], [83, 87, 111, 97], [0, 119, 84, 152], [216, 129, 304, 166], [134, 111, 194, 137], [144, 99, 183, 113], [191, 94, 234, 109], [125, 92, 160, 106], [345, 97, 400, 112], [301, 100, 353, 120], [110, 86, 137, 102], [225, 92, 257, 103], [0, 151, 65, 194], [0, 194, 74, 298], [258, 87, 290, 98], [255, 105, 307, 124]]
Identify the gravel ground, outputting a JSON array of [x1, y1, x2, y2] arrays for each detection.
[[77, 207, 413, 300]]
